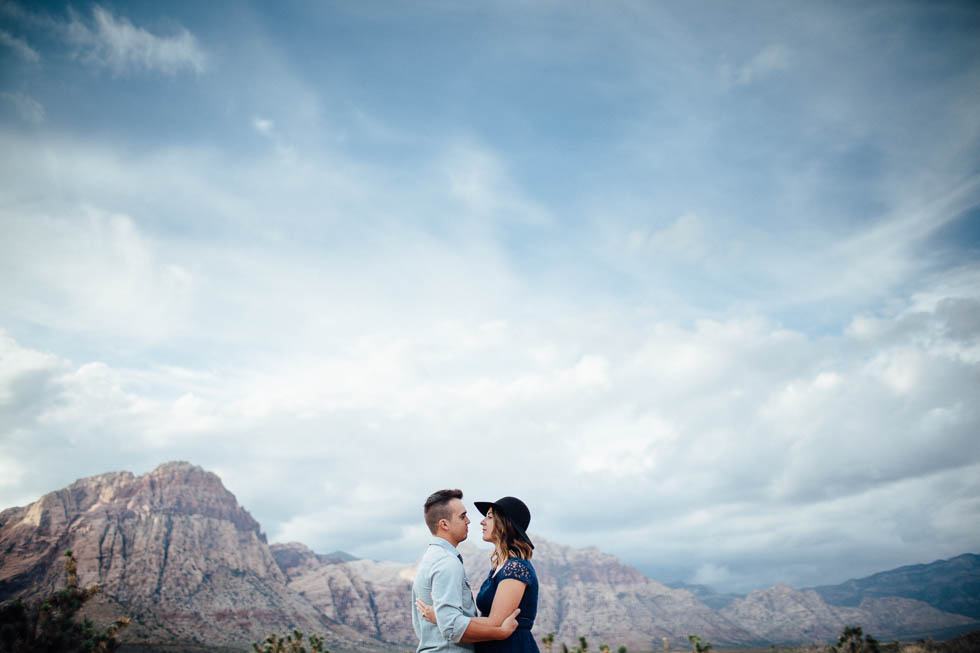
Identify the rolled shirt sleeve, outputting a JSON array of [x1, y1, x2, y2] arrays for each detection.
[[430, 555, 473, 643]]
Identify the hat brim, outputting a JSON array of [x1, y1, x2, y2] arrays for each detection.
[[473, 501, 534, 549]]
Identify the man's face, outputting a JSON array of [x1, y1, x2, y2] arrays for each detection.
[[444, 497, 470, 545]]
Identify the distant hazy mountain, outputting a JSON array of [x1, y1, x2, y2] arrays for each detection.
[[721, 583, 976, 644], [808, 554, 980, 620], [1, 461, 977, 651]]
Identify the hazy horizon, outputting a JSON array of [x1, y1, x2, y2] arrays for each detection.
[[1, 1, 978, 595]]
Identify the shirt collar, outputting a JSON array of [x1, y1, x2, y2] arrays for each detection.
[[429, 536, 460, 555]]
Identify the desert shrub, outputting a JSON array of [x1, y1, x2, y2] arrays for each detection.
[[833, 626, 880, 653], [557, 634, 628, 653], [542, 631, 555, 652], [252, 628, 329, 653], [0, 551, 129, 653]]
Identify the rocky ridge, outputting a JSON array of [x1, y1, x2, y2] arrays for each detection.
[[502, 537, 757, 649], [271, 537, 978, 649], [273, 541, 416, 645], [0, 462, 389, 652], [274, 539, 759, 649], [1, 462, 977, 651], [809, 554, 980, 620]]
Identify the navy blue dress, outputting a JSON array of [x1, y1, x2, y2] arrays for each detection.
[[474, 557, 539, 653]]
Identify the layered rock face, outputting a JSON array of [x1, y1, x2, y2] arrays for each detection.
[[507, 538, 758, 649], [0, 462, 388, 652], [273, 542, 416, 645], [720, 583, 977, 644]]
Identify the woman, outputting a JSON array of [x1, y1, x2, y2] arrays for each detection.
[[418, 496, 539, 652]]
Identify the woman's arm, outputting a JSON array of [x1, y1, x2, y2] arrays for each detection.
[[458, 602, 520, 643], [481, 578, 526, 627], [415, 577, 526, 643], [455, 577, 528, 644]]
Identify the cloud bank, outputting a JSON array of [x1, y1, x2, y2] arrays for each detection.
[[0, 0, 978, 593]]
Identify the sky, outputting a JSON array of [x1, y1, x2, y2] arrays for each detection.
[[1, 0, 979, 595]]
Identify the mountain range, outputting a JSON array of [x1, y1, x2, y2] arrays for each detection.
[[0, 462, 976, 651], [807, 554, 980, 621]]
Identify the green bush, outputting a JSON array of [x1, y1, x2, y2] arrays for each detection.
[[688, 634, 713, 653], [252, 628, 330, 653], [833, 625, 880, 653], [555, 634, 627, 653], [0, 551, 129, 653]]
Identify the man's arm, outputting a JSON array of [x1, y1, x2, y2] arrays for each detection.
[[458, 607, 520, 643], [428, 556, 519, 643], [429, 556, 474, 644]]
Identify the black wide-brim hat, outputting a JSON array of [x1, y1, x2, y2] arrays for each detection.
[[474, 496, 534, 549]]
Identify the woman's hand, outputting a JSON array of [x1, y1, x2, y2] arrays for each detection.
[[500, 607, 520, 638], [415, 598, 437, 624]]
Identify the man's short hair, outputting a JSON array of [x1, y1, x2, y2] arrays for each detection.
[[424, 488, 463, 534]]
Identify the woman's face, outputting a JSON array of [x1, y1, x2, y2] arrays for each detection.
[[480, 508, 496, 543]]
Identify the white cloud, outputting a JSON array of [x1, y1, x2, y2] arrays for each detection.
[[1, 261, 975, 591], [723, 44, 792, 87], [869, 348, 923, 395], [0, 28, 39, 62], [0, 330, 67, 405], [692, 563, 733, 586], [0, 457, 25, 489], [0, 210, 195, 344], [0, 1, 978, 593], [253, 117, 274, 134], [0, 91, 44, 124], [250, 116, 299, 162], [0, 119, 975, 593], [444, 142, 551, 227], [636, 213, 710, 261], [68, 5, 206, 75], [576, 411, 677, 475]]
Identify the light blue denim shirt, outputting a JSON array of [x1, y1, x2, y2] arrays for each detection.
[[412, 537, 476, 652]]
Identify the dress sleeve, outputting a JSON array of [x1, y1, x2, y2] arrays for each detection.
[[498, 558, 533, 584]]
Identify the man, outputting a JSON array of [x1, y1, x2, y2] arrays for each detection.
[[412, 489, 519, 652]]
